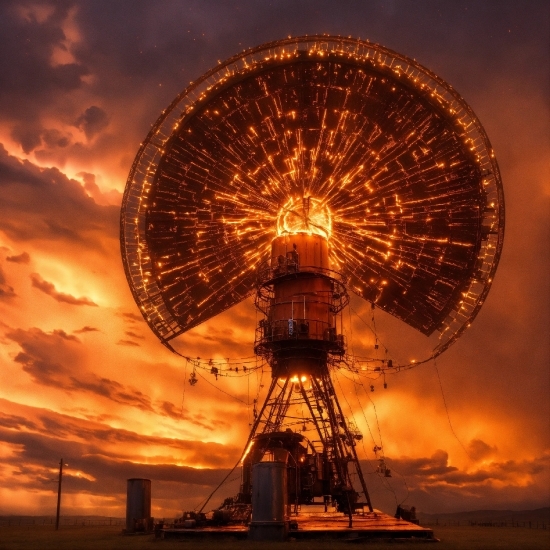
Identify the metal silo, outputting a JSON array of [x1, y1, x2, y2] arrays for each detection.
[[249, 461, 288, 541], [125, 478, 152, 532]]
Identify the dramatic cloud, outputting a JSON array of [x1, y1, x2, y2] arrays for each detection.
[[0, 265, 16, 300], [124, 331, 144, 339], [77, 172, 122, 206], [30, 272, 98, 306], [468, 439, 499, 461], [0, 399, 242, 515], [120, 312, 144, 323], [0, 145, 119, 247], [73, 325, 99, 333], [0, 0, 547, 519], [6, 327, 153, 411], [74, 106, 109, 139], [116, 339, 140, 347], [6, 251, 30, 263]]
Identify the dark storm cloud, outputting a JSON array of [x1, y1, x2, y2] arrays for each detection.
[[8, 326, 79, 386], [389, 449, 459, 477], [0, 428, 232, 496], [120, 312, 143, 323], [5, 326, 230, 429], [50, 329, 79, 341], [14, 350, 66, 387], [156, 400, 229, 431], [382, 449, 550, 489], [124, 330, 144, 339], [439, 456, 550, 486], [41, 128, 71, 149], [0, 265, 17, 300], [0, 423, 235, 497], [468, 438, 498, 461], [69, 376, 153, 411], [74, 172, 121, 206], [73, 325, 99, 333], [74, 0, 548, 84], [362, 449, 550, 512], [0, 399, 241, 488], [0, 1, 86, 148], [0, 0, 547, 516], [30, 272, 98, 306], [116, 339, 140, 347], [0, 145, 118, 246], [0, 411, 38, 431], [6, 327, 155, 411], [74, 106, 109, 139], [6, 251, 30, 263], [158, 400, 183, 420], [0, 0, 546, 160], [10, 124, 43, 155]]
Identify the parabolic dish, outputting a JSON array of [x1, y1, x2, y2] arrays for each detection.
[[121, 36, 504, 356]]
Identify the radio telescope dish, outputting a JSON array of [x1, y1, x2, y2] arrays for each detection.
[[121, 35, 504, 357]]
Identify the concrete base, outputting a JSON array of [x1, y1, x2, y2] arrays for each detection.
[[161, 510, 435, 541]]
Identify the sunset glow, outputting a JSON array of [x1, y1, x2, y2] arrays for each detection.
[[0, 0, 548, 521]]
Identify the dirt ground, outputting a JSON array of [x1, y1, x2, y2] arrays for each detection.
[[1, 524, 549, 550]]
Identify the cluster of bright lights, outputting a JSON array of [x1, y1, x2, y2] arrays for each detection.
[[121, 36, 503, 356], [277, 197, 332, 238]]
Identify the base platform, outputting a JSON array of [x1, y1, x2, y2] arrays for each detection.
[[161, 510, 435, 541]]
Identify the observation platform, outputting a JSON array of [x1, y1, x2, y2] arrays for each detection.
[[160, 510, 435, 542]]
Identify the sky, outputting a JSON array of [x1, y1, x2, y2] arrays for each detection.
[[0, 0, 548, 519]]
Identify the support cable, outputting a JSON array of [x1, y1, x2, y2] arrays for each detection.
[[433, 357, 473, 461]]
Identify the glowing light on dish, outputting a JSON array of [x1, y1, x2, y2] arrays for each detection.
[[277, 196, 332, 239]]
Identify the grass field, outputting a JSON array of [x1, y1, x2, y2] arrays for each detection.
[[1, 525, 549, 550]]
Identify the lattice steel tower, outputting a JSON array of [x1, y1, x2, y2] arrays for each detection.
[[242, 201, 372, 513]]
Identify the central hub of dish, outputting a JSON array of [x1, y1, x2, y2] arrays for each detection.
[[276, 196, 332, 239]]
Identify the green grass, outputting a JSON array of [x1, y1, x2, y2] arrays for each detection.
[[0, 525, 549, 550]]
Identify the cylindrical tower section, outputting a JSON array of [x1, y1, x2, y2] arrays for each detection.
[[271, 234, 333, 342], [125, 478, 152, 532], [271, 233, 330, 272], [255, 232, 348, 378]]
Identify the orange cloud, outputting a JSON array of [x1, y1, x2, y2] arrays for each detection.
[[30, 273, 98, 306], [6, 251, 30, 263], [0, 0, 547, 520]]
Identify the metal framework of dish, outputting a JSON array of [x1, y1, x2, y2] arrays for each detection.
[[121, 35, 504, 356]]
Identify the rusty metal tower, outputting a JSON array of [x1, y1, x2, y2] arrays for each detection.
[[240, 204, 372, 513]]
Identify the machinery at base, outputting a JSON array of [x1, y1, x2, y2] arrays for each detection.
[[183, 428, 369, 529], [238, 430, 368, 513]]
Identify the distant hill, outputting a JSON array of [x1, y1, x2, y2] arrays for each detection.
[[418, 507, 550, 524]]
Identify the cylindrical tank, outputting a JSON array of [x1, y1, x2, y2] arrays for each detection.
[[249, 461, 288, 541], [125, 478, 151, 532]]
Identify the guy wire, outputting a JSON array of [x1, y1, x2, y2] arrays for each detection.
[[433, 356, 473, 461]]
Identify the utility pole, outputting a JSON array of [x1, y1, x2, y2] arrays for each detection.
[[55, 458, 64, 530]]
